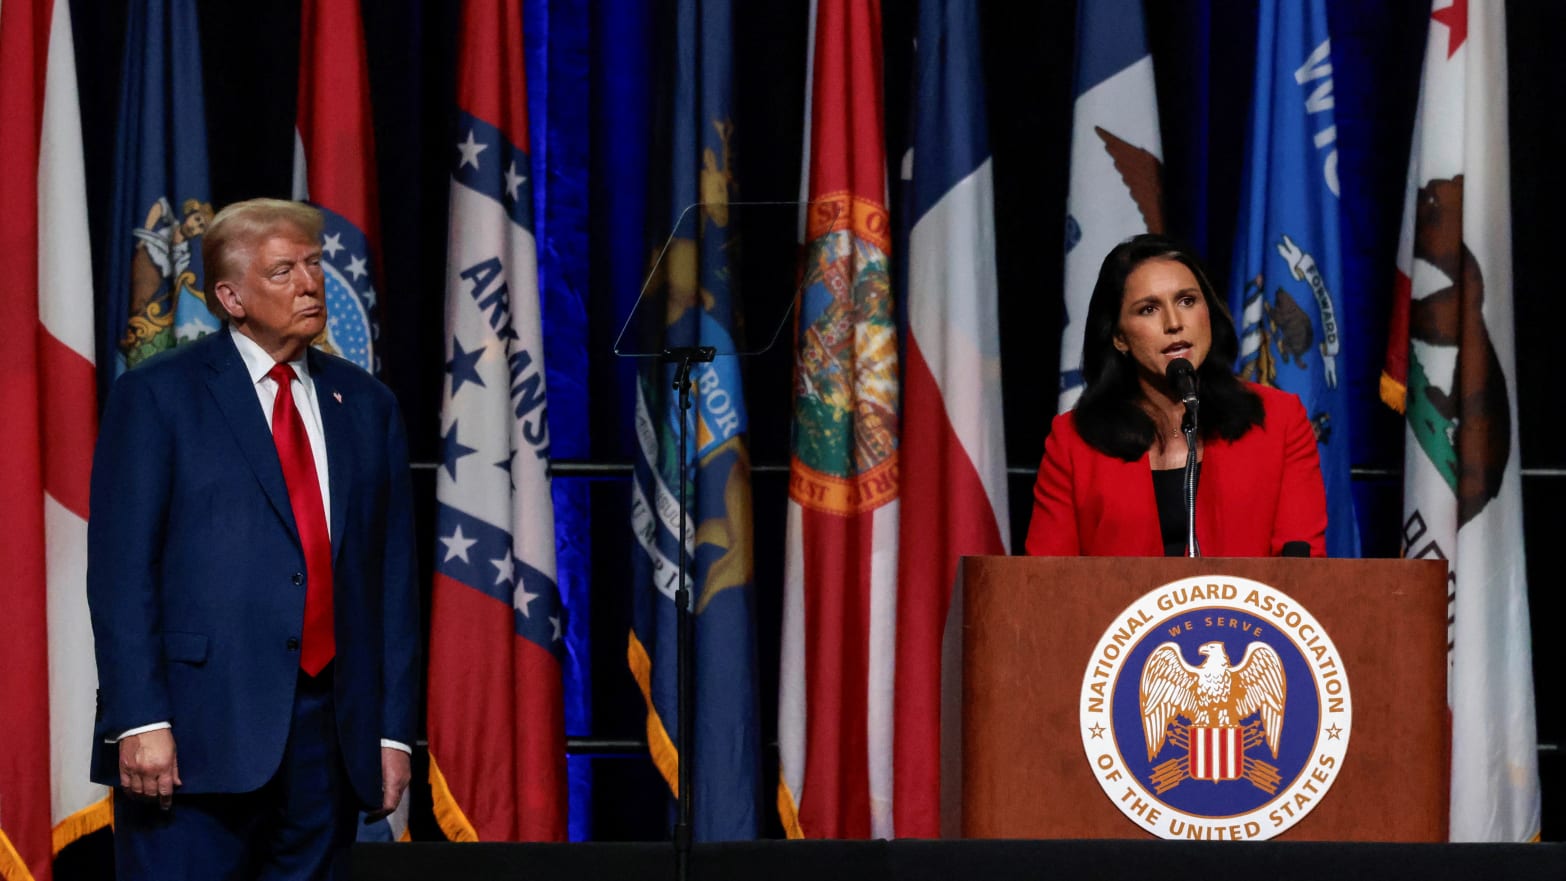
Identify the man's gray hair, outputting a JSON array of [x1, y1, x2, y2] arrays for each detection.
[[201, 198, 325, 322]]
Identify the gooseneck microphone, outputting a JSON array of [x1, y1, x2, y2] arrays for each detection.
[[1166, 358, 1201, 557], [1165, 357, 1199, 405]]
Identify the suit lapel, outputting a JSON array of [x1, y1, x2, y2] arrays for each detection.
[[205, 329, 298, 538], [311, 352, 353, 564]]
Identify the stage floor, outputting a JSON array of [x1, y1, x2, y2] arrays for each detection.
[[354, 838, 1566, 881]]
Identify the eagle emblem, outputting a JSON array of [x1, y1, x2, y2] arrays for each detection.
[[1140, 641, 1287, 791]]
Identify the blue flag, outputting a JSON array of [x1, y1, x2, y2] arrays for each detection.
[[627, 0, 759, 841], [103, 0, 216, 383], [1229, 0, 1360, 557]]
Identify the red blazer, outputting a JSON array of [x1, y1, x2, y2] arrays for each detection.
[[1024, 383, 1327, 557]]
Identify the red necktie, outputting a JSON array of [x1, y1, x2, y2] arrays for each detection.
[[268, 363, 335, 675]]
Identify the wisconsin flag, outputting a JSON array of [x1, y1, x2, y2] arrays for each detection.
[[779, 0, 900, 840], [292, 0, 382, 376], [1382, 0, 1538, 842], [1228, 0, 1359, 557], [893, 0, 1009, 839], [627, 0, 760, 842], [0, 0, 101, 877], [103, 0, 217, 380], [1059, 0, 1164, 411], [427, 0, 567, 842]]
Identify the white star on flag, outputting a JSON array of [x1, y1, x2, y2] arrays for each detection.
[[514, 581, 539, 618], [457, 130, 487, 169], [440, 524, 477, 563], [491, 554, 515, 586], [346, 255, 368, 281], [322, 232, 344, 257], [503, 161, 526, 202]]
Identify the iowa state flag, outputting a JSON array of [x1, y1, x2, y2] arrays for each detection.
[[292, 0, 382, 375], [1227, 0, 1359, 557], [779, 0, 900, 840], [426, 0, 567, 842], [1383, 0, 1537, 842], [103, 0, 217, 380], [892, 0, 1009, 839], [1059, 0, 1164, 412], [0, 0, 101, 877], [626, 0, 761, 843]]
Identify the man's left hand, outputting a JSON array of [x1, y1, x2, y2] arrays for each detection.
[[368, 747, 412, 821]]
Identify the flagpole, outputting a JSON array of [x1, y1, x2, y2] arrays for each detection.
[[665, 343, 713, 880]]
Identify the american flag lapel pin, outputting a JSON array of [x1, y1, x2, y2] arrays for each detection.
[[332, 391, 343, 404]]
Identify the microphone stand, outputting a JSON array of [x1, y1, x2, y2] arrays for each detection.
[[663, 344, 713, 881], [1181, 392, 1201, 558]]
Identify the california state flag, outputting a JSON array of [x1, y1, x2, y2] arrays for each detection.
[[1382, 0, 1538, 842]]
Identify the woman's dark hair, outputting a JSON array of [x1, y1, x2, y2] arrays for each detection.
[[1072, 233, 1264, 460]]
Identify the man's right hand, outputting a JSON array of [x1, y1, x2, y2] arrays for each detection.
[[119, 729, 181, 810]]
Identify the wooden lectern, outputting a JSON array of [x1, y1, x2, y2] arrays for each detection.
[[948, 556, 1449, 841]]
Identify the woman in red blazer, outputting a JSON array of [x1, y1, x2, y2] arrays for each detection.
[[1026, 235, 1328, 557]]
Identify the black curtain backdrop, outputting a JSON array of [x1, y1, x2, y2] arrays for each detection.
[[57, 0, 1562, 869]]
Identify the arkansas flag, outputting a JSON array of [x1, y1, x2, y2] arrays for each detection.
[[1382, 0, 1537, 842], [0, 0, 103, 878], [426, 0, 568, 842], [779, 0, 900, 840], [892, 0, 1009, 839], [292, 0, 382, 376]]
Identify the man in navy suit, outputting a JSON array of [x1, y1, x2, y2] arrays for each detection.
[[87, 198, 418, 880]]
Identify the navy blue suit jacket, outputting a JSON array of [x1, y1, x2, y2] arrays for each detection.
[[87, 329, 419, 808]]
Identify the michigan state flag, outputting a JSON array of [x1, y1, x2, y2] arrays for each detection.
[[626, 0, 760, 842], [103, 0, 216, 381], [1228, 0, 1359, 557]]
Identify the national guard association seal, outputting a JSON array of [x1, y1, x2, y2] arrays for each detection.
[[1079, 576, 1352, 840]]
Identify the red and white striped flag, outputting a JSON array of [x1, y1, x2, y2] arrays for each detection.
[[779, 0, 900, 840], [893, 0, 1010, 839], [0, 0, 103, 877], [1382, 0, 1538, 842]]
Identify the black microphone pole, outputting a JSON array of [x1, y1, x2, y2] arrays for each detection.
[[664, 344, 714, 881], [1166, 359, 1201, 557]]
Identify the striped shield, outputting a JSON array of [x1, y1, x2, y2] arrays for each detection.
[[1188, 727, 1244, 782]]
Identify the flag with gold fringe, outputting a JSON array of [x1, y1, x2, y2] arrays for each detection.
[[0, 0, 102, 877], [626, 0, 760, 841], [779, 0, 900, 840], [1382, 0, 1538, 842], [426, 0, 567, 843]]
